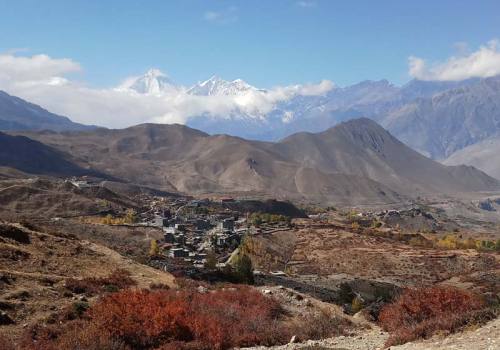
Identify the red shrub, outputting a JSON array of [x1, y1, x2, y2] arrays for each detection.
[[186, 286, 285, 348], [379, 286, 491, 346], [39, 286, 285, 350], [18, 286, 302, 350], [88, 289, 192, 348]]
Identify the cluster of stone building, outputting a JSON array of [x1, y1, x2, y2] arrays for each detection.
[[148, 199, 248, 268]]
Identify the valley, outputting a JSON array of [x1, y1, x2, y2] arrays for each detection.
[[1, 47, 500, 349]]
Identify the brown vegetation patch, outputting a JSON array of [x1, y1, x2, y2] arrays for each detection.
[[65, 269, 136, 296], [0, 224, 30, 244]]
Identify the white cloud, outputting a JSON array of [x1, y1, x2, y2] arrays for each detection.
[[409, 39, 500, 81], [0, 52, 335, 128], [203, 7, 238, 24], [296, 1, 317, 8], [0, 53, 81, 83]]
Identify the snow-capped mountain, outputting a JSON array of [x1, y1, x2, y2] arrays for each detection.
[[114, 68, 500, 165], [187, 76, 260, 96], [118, 69, 179, 95]]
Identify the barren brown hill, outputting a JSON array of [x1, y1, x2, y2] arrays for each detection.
[[10, 119, 500, 206], [0, 222, 174, 340], [0, 132, 97, 177], [0, 177, 141, 220]]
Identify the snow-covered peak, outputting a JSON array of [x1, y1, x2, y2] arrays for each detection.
[[118, 68, 178, 95], [187, 76, 259, 96]]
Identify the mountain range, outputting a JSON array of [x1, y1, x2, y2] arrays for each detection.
[[2, 71, 500, 182], [115, 70, 490, 152], [116, 71, 500, 180], [6, 118, 498, 206]]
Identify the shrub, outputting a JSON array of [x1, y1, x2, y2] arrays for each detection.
[[186, 287, 285, 348], [22, 286, 288, 350], [293, 308, 351, 341], [65, 269, 136, 296], [0, 335, 15, 350], [149, 282, 170, 290], [88, 289, 192, 348], [57, 301, 90, 322], [0, 224, 30, 244], [20, 321, 128, 350], [379, 286, 493, 346]]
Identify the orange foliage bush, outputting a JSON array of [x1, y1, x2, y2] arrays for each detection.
[[89, 289, 192, 348], [186, 287, 285, 348], [379, 286, 492, 346]]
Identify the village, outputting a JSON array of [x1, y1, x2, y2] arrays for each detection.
[[136, 194, 294, 275]]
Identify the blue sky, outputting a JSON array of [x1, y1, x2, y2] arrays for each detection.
[[1, 0, 499, 88]]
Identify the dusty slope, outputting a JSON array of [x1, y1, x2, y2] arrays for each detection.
[[10, 119, 500, 206], [444, 134, 500, 180], [274, 118, 499, 195], [0, 132, 100, 177]]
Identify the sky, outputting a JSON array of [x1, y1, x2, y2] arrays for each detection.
[[0, 0, 500, 127], [1, 0, 499, 88]]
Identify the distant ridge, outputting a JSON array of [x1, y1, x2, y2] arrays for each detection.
[[0, 131, 98, 177], [0, 90, 95, 132], [444, 134, 500, 180]]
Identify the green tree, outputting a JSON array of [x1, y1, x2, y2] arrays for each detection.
[[204, 251, 218, 270], [233, 254, 254, 284]]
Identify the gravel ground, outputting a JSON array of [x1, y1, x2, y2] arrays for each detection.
[[242, 325, 388, 350], [243, 317, 500, 350], [391, 317, 499, 350]]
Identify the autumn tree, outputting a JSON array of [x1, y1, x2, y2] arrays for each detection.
[[124, 209, 138, 224], [149, 239, 160, 257]]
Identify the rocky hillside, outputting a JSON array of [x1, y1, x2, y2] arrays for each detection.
[[382, 76, 500, 159]]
